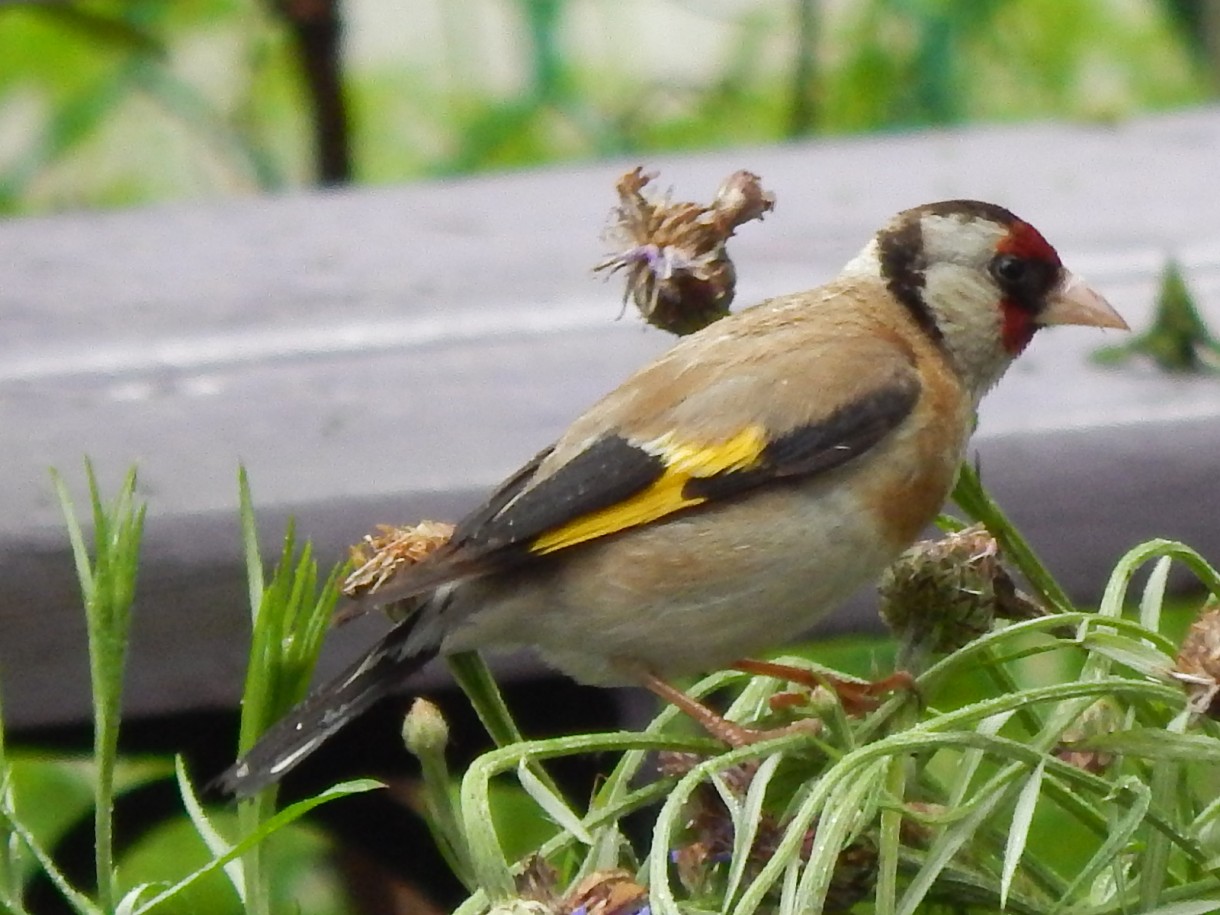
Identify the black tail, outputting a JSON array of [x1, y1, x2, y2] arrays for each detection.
[[212, 620, 439, 798]]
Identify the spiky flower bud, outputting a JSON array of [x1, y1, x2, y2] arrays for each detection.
[[595, 167, 775, 336], [879, 524, 1035, 666]]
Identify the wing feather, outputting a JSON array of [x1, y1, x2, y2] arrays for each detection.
[[351, 287, 927, 610]]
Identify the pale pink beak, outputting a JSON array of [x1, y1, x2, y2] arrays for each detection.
[[1040, 271, 1129, 330]]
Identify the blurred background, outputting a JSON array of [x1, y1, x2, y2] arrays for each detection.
[[1, 0, 1217, 213]]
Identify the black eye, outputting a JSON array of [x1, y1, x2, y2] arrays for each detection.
[[991, 254, 1029, 286]]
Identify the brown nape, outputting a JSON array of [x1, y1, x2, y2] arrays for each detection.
[[876, 211, 941, 345]]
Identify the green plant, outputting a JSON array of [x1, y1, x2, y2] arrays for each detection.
[[397, 469, 1220, 915], [0, 466, 377, 914]]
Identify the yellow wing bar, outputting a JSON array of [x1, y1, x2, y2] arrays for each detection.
[[529, 425, 767, 555]]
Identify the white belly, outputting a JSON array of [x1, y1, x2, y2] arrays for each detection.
[[441, 475, 905, 685]]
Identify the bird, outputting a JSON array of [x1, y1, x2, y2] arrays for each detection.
[[216, 199, 1127, 797]]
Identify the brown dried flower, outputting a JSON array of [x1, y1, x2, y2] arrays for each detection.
[[513, 859, 649, 915], [515, 855, 561, 907], [595, 167, 775, 336], [344, 520, 455, 598], [340, 520, 455, 622], [1173, 601, 1220, 717], [563, 870, 649, 915]]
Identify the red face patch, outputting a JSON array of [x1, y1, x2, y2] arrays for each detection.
[[995, 220, 1063, 354], [1000, 303, 1037, 354]]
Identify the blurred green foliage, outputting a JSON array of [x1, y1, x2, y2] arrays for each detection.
[[0, 0, 1212, 213]]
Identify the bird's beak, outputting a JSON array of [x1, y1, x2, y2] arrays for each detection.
[[1040, 271, 1129, 330]]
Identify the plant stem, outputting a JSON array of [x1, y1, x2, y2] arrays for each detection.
[[53, 464, 146, 914]]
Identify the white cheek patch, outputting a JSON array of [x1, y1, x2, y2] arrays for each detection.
[[922, 260, 1010, 397]]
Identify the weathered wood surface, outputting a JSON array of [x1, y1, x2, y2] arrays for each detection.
[[3, 108, 1219, 730]]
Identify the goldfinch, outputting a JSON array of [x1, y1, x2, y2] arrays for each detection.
[[217, 199, 1127, 796]]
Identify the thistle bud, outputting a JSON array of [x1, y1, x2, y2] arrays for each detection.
[[879, 524, 1034, 666]]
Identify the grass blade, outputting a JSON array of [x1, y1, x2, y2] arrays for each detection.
[[1001, 759, 1046, 909]]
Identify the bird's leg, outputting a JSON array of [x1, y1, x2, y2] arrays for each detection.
[[633, 668, 821, 748], [731, 658, 915, 716]]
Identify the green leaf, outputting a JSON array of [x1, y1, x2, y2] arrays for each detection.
[[515, 759, 592, 845], [723, 751, 784, 911], [130, 780, 380, 915], [1001, 759, 1046, 908], [1078, 630, 1176, 679], [173, 757, 244, 904], [1073, 729, 1220, 763], [1048, 777, 1150, 914], [26, 5, 165, 57], [1138, 901, 1220, 915]]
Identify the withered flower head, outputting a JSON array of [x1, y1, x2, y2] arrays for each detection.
[[594, 167, 775, 336], [1173, 601, 1220, 718], [345, 520, 454, 596], [515, 855, 561, 907], [879, 524, 1038, 665], [663, 752, 876, 911], [563, 870, 649, 915], [341, 519, 455, 622]]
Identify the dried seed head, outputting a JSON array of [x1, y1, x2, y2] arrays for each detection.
[[595, 167, 775, 336], [342, 520, 455, 621], [563, 870, 649, 915], [1174, 601, 1220, 717], [879, 524, 1036, 663], [345, 520, 455, 596]]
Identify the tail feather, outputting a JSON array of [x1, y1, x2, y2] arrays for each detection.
[[213, 621, 438, 798]]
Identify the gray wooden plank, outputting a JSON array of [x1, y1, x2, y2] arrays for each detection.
[[2, 108, 1218, 729]]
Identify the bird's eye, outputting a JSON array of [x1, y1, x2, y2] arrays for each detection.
[[990, 254, 1028, 286]]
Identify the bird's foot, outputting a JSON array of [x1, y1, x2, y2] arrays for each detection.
[[731, 658, 915, 716], [634, 668, 823, 748]]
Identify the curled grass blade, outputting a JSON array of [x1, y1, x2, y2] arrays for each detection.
[[173, 757, 244, 904], [722, 751, 785, 911], [129, 780, 380, 915]]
